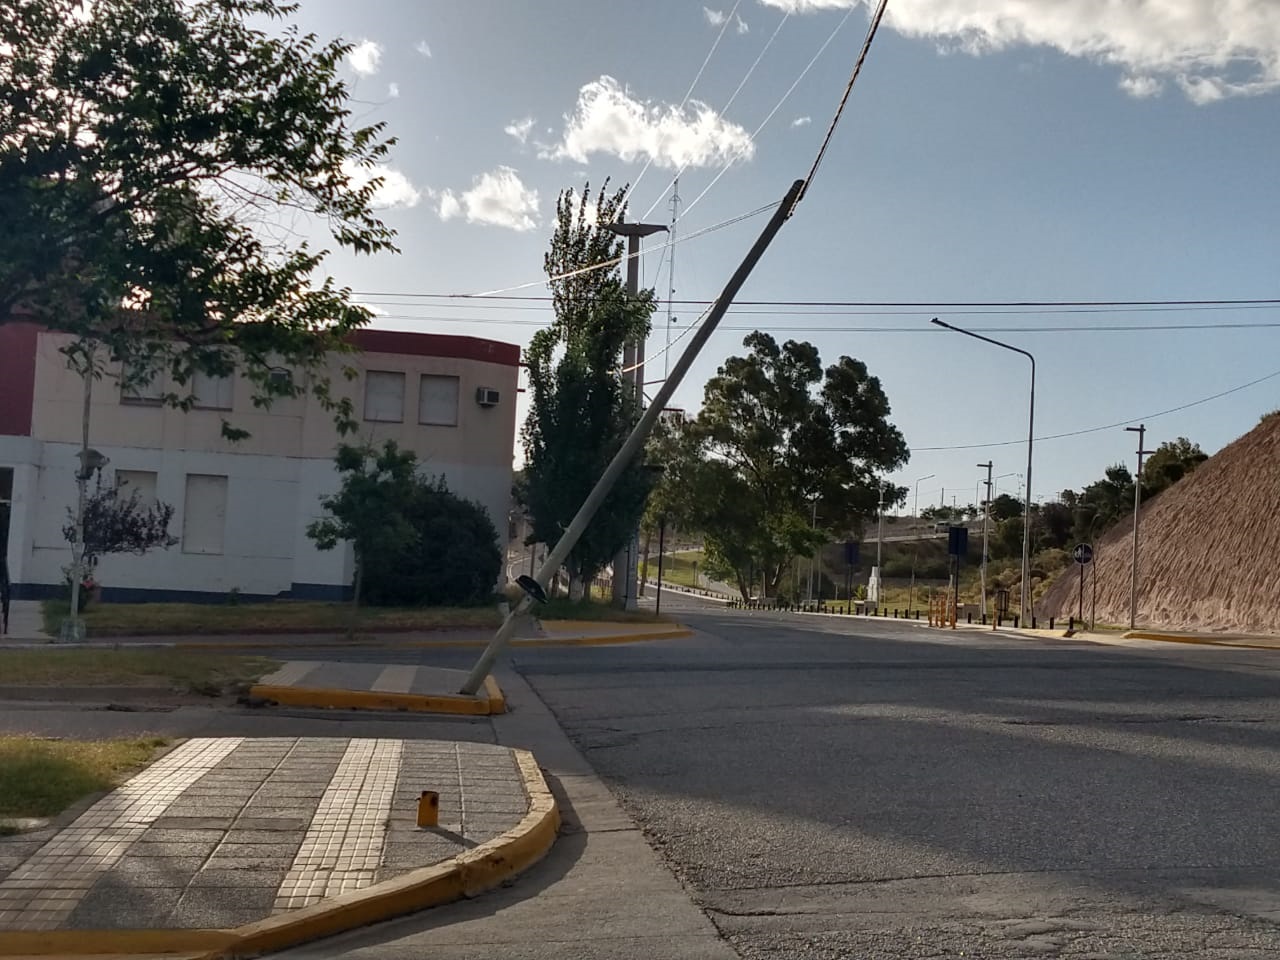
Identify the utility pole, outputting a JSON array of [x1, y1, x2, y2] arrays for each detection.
[[460, 179, 806, 695], [908, 473, 933, 613], [876, 484, 885, 570], [978, 460, 993, 619], [806, 497, 818, 603], [606, 218, 667, 611], [1125, 423, 1152, 629]]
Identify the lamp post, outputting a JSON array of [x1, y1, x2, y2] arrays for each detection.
[[1124, 424, 1153, 629], [977, 461, 993, 619], [931, 318, 1035, 625], [908, 473, 934, 614], [604, 219, 668, 612]]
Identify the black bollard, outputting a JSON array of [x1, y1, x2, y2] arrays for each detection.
[[967, 612, 972, 624]]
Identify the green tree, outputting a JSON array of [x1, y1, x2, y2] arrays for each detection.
[[1070, 464, 1134, 542], [989, 493, 1024, 522], [307, 441, 500, 607], [660, 332, 908, 599], [61, 476, 178, 577], [307, 442, 419, 606], [1, 0, 399, 435], [1141, 437, 1208, 496], [520, 182, 658, 600]]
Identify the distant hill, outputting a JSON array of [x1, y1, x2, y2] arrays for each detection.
[[1040, 412, 1280, 634]]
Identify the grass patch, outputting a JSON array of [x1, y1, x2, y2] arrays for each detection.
[[0, 649, 277, 694], [0, 735, 169, 826], [42, 599, 502, 638], [537, 596, 666, 623], [642, 550, 705, 590]]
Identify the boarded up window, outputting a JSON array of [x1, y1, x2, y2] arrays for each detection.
[[192, 370, 234, 410], [182, 474, 227, 555], [364, 371, 405, 423], [121, 361, 163, 404], [418, 375, 459, 426], [115, 470, 158, 505]]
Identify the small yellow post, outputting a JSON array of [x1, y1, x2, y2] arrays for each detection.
[[417, 790, 439, 828]]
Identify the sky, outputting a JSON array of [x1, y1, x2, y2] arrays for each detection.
[[288, 0, 1280, 514]]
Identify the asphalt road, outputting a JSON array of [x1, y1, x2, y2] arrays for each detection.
[[510, 599, 1280, 958], [9, 602, 1280, 957]]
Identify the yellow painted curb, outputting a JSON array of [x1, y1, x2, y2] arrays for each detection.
[[248, 675, 506, 716], [0, 930, 235, 956], [1123, 631, 1280, 651], [169, 625, 691, 651], [0, 750, 558, 959]]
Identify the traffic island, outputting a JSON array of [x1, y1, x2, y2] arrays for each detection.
[[249, 662, 506, 715], [0, 737, 559, 957]]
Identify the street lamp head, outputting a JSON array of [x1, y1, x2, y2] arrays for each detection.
[[605, 221, 668, 239]]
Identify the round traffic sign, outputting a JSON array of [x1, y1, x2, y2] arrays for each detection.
[[1072, 543, 1094, 565]]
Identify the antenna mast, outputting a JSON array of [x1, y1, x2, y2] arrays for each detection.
[[664, 178, 680, 378]]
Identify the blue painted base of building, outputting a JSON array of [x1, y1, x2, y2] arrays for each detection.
[[11, 582, 351, 603]]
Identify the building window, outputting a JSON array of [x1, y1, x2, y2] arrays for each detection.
[[192, 369, 233, 410], [115, 470, 158, 505], [418, 374, 459, 426], [364, 371, 405, 423], [182, 474, 227, 555], [121, 360, 164, 405]]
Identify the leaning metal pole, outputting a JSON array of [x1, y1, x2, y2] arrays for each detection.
[[460, 179, 806, 695]]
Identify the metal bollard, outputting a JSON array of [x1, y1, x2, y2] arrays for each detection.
[[981, 614, 986, 625], [417, 791, 439, 828], [1013, 615, 1020, 628], [967, 613, 972, 624]]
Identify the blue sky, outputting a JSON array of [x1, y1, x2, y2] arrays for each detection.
[[293, 0, 1280, 512]]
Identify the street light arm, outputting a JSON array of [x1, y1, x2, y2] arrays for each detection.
[[931, 317, 1035, 367]]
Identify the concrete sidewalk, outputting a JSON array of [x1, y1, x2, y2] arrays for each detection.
[[250, 663, 506, 715], [1, 599, 47, 641], [0, 736, 556, 955]]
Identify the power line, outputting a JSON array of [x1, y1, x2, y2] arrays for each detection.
[[681, 5, 859, 221], [912, 367, 1280, 452], [465, 201, 778, 298], [640, 8, 791, 221], [624, 0, 743, 206], [355, 293, 1280, 309], [794, 0, 890, 211]]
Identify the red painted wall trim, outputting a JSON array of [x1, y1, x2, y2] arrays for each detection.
[[0, 322, 39, 437], [350, 329, 520, 367]]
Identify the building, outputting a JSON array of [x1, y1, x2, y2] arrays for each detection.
[[0, 324, 520, 601]]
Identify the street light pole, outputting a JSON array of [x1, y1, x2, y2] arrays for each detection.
[[932, 318, 1036, 625], [908, 473, 934, 614], [978, 461, 993, 619], [1125, 423, 1152, 629], [806, 497, 818, 603], [605, 219, 667, 612]]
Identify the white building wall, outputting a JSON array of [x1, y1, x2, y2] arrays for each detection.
[[0, 436, 42, 586]]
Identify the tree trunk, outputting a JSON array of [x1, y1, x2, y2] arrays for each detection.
[[568, 574, 585, 602]]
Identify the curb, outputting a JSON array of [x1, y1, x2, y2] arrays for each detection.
[[247, 675, 506, 715], [0, 749, 559, 958], [1122, 630, 1280, 651], [510, 625, 694, 647]]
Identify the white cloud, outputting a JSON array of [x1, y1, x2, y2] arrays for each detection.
[[756, 0, 1280, 103], [504, 116, 536, 145], [387, 82, 400, 99], [1119, 75, 1162, 99], [704, 6, 728, 26], [542, 75, 754, 169], [347, 39, 383, 77], [415, 39, 432, 58], [791, 115, 812, 127], [341, 160, 422, 209], [735, 13, 750, 33], [437, 166, 540, 231]]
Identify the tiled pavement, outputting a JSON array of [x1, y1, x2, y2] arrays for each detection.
[[0, 737, 529, 931]]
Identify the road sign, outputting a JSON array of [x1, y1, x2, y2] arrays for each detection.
[[844, 541, 860, 566], [1073, 543, 1094, 565], [948, 525, 968, 558]]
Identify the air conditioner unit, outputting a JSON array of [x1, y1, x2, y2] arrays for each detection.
[[476, 387, 500, 407]]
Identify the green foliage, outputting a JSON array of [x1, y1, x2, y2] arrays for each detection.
[[61, 475, 177, 570], [656, 332, 908, 599], [0, 0, 398, 435], [307, 441, 499, 607], [1141, 437, 1207, 497], [520, 182, 658, 593], [360, 475, 501, 608], [989, 493, 1024, 522]]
